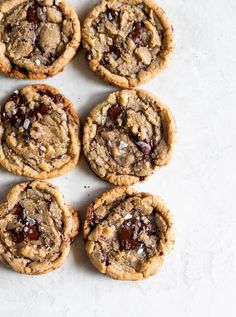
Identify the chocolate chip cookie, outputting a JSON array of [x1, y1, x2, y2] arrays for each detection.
[[82, 0, 174, 88], [0, 181, 80, 275], [0, 0, 81, 79], [83, 89, 176, 186], [84, 187, 175, 280], [0, 84, 81, 179]]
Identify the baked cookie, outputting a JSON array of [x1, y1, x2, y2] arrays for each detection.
[[84, 187, 175, 280], [82, 0, 174, 88], [0, 0, 81, 79], [0, 84, 81, 179], [83, 89, 176, 186], [0, 181, 80, 275]]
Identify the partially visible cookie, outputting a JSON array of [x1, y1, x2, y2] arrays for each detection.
[[0, 84, 81, 179], [0, 0, 81, 79], [83, 89, 176, 186], [0, 181, 80, 275], [84, 187, 175, 280], [82, 0, 174, 88]]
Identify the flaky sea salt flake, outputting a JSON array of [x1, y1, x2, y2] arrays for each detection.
[[23, 118, 30, 130], [119, 140, 128, 150], [124, 213, 132, 220], [39, 145, 47, 153], [35, 59, 41, 66], [137, 248, 144, 254]]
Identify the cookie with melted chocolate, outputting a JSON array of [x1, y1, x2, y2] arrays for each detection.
[[83, 187, 175, 280], [0, 0, 81, 79], [0, 84, 81, 179], [0, 181, 80, 275], [82, 0, 174, 88], [83, 89, 176, 186]]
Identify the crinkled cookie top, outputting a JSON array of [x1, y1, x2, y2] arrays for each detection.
[[83, 90, 175, 186], [0, 181, 73, 274], [83, 0, 174, 87], [84, 187, 175, 280], [0, 85, 80, 179], [0, 0, 80, 78]]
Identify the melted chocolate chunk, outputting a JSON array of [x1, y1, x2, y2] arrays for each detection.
[[26, 223, 40, 241], [27, 103, 48, 121], [107, 104, 123, 122], [118, 218, 138, 251], [131, 21, 147, 46], [5, 24, 12, 33], [109, 43, 122, 60], [8, 108, 25, 129], [26, 5, 39, 25], [107, 9, 119, 22], [15, 204, 25, 220], [37, 103, 48, 115], [10, 229, 25, 244], [39, 91, 64, 104], [53, 94, 64, 104], [9, 205, 41, 243], [136, 140, 153, 155], [118, 215, 158, 251], [4, 100, 49, 131]]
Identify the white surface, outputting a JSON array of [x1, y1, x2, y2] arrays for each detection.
[[0, 0, 236, 316]]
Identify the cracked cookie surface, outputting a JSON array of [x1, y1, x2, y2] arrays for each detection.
[[82, 0, 174, 88], [84, 187, 175, 280], [0, 0, 81, 79], [83, 89, 176, 186], [0, 84, 81, 179], [0, 181, 80, 275]]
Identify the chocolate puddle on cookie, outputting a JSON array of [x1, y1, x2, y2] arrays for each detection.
[[9, 204, 41, 244], [2, 100, 49, 132], [102, 104, 155, 158], [130, 21, 149, 47], [118, 215, 158, 252]]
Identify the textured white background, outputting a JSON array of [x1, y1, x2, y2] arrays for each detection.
[[0, 0, 236, 316]]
